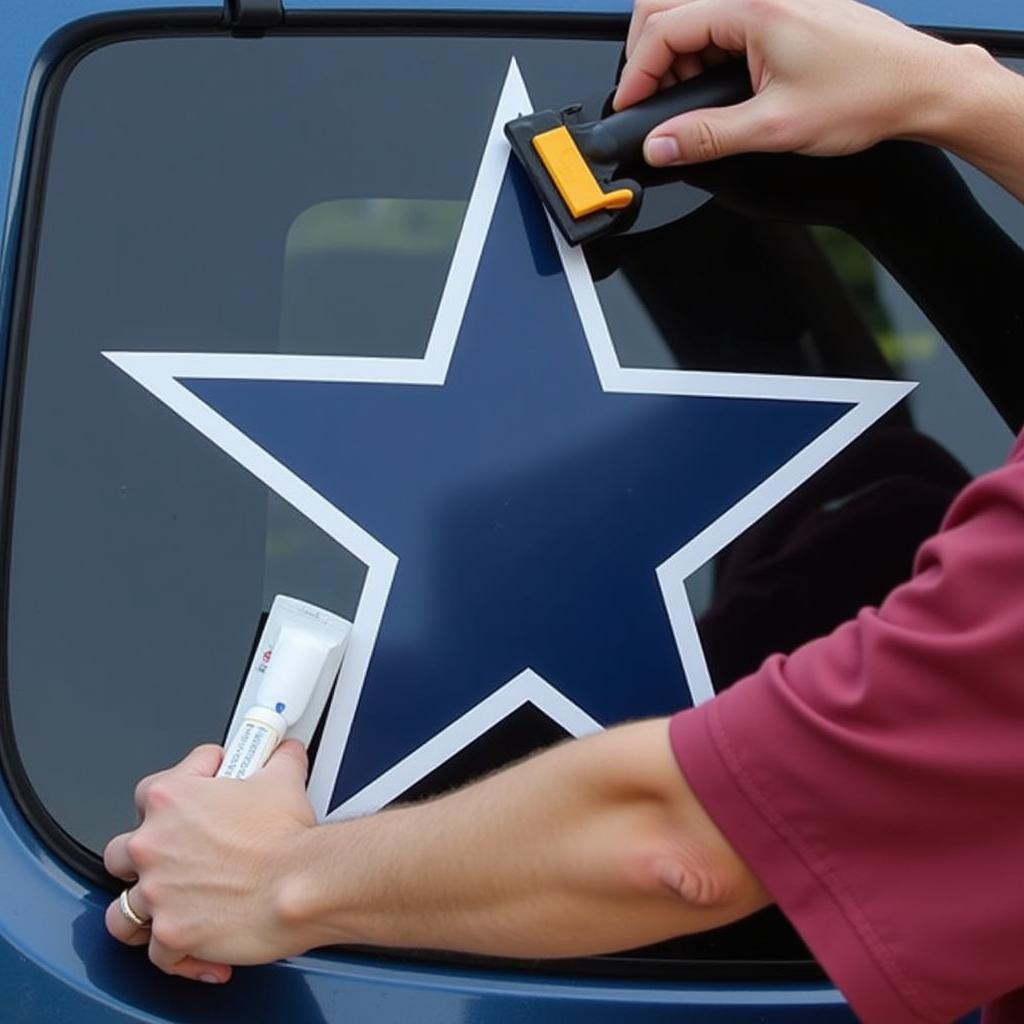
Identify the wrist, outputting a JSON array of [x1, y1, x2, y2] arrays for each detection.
[[906, 42, 1014, 153], [272, 823, 359, 954]]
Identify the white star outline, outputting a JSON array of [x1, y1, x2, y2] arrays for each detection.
[[105, 60, 914, 822]]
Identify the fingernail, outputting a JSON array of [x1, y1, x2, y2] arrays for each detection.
[[645, 136, 680, 167], [199, 973, 221, 984]]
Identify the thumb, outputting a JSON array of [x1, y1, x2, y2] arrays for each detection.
[[644, 96, 785, 166], [260, 739, 309, 787]]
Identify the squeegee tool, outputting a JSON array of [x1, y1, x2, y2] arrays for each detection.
[[505, 61, 752, 246]]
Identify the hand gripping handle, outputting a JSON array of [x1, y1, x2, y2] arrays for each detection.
[[576, 61, 753, 163]]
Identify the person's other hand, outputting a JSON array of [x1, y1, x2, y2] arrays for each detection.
[[103, 741, 316, 982], [614, 0, 983, 166]]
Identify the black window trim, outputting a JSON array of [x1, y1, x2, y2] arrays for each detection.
[[0, 5, 1020, 987]]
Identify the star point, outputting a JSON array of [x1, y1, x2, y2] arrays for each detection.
[[105, 59, 914, 820]]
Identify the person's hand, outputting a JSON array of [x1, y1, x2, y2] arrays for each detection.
[[103, 741, 316, 983], [614, 0, 987, 167]]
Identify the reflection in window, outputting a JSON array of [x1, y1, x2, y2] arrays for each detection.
[[584, 132, 1020, 678], [281, 199, 466, 355]]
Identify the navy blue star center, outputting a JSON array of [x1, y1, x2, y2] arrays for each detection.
[[186, 166, 851, 812]]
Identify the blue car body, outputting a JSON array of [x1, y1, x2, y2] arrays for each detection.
[[0, 1, 1019, 1021]]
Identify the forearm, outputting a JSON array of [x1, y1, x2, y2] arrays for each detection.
[[918, 45, 1024, 204], [281, 719, 769, 958]]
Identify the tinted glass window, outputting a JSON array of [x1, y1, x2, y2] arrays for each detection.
[[5, 29, 1021, 972], [10, 33, 629, 853]]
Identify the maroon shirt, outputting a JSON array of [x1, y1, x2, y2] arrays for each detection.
[[670, 432, 1024, 1023]]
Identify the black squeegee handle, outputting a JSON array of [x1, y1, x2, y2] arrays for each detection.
[[576, 60, 753, 164]]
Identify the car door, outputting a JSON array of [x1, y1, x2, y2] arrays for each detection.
[[0, 2, 1021, 1021]]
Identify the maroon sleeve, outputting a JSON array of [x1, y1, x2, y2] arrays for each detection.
[[670, 435, 1024, 1024]]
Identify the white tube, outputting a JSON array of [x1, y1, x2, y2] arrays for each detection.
[[218, 705, 288, 780], [219, 626, 339, 780], [254, 627, 335, 728]]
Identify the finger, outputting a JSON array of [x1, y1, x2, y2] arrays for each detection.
[[133, 744, 220, 816], [135, 746, 221, 818], [148, 936, 233, 984], [626, 0, 701, 59], [103, 832, 137, 882], [258, 739, 308, 786], [617, 0, 747, 110], [672, 51, 705, 82], [105, 898, 151, 946], [105, 885, 151, 947], [659, 69, 680, 92], [619, 0, 719, 107], [175, 743, 224, 778], [134, 769, 167, 821], [644, 94, 784, 166]]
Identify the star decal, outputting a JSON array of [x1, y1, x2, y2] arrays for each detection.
[[106, 61, 913, 821]]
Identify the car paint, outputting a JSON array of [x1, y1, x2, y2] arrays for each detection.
[[0, 0, 1010, 1020], [291, 0, 1024, 29], [0, 757, 852, 1021]]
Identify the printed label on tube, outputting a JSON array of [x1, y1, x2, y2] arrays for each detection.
[[219, 715, 282, 780]]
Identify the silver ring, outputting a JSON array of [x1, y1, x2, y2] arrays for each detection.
[[119, 888, 151, 928]]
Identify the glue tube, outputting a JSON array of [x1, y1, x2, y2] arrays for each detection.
[[218, 626, 338, 780]]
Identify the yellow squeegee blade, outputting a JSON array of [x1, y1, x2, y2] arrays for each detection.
[[531, 126, 635, 220]]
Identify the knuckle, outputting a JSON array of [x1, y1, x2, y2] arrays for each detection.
[[637, 7, 667, 39], [125, 832, 153, 868], [151, 919, 187, 953], [134, 773, 157, 807], [102, 835, 126, 871], [136, 877, 160, 909], [143, 779, 176, 811], [693, 119, 726, 161]]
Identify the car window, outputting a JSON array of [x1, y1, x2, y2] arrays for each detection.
[[4, 27, 1021, 974], [7, 31, 629, 854]]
